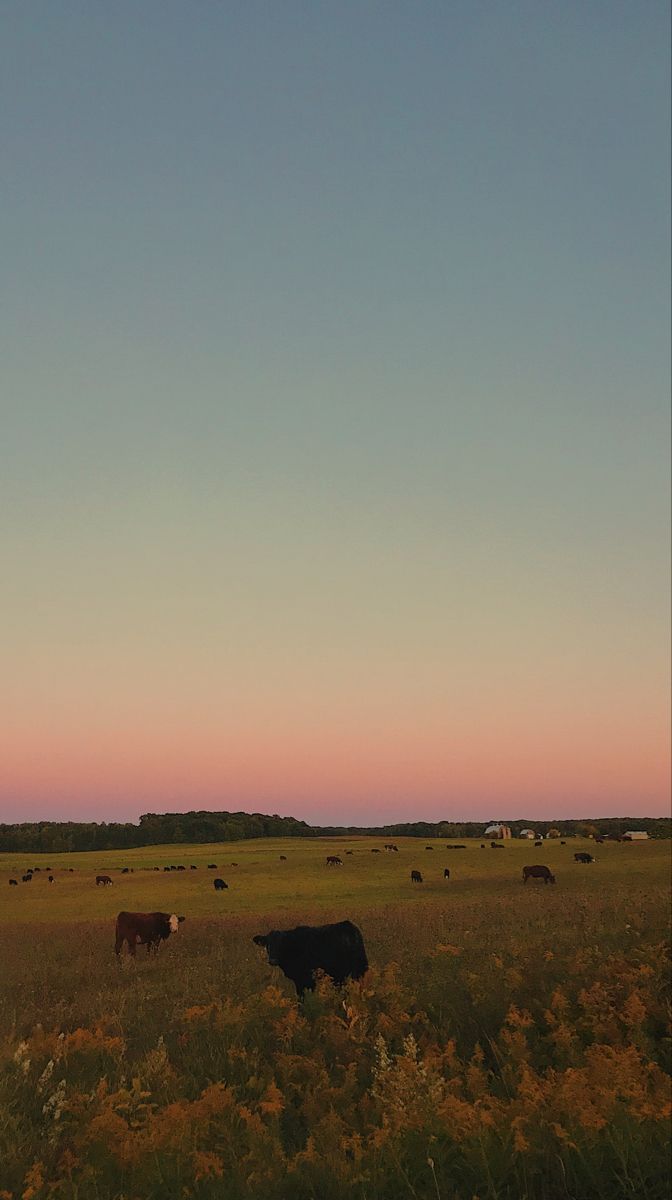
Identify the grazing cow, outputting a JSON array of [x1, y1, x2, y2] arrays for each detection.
[[169, 866, 177, 871], [447, 844, 466, 849], [9, 879, 18, 886], [326, 855, 343, 867], [48, 875, 55, 883], [410, 870, 423, 883], [534, 841, 543, 847], [560, 840, 566, 845], [121, 867, 130, 873], [68, 868, 75, 872], [481, 843, 486, 848], [96, 875, 113, 886], [33, 867, 41, 872], [522, 865, 555, 885], [491, 842, 504, 849], [22, 874, 32, 883], [279, 855, 287, 861], [230, 862, 238, 867], [371, 848, 381, 853], [345, 850, 354, 855], [190, 865, 197, 870], [574, 852, 595, 864], [443, 868, 450, 880], [207, 864, 217, 870], [425, 846, 434, 851], [253, 920, 368, 998], [177, 865, 186, 871], [115, 911, 185, 956], [163, 866, 171, 872], [213, 878, 228, 891], [153, 867, 160, 871]]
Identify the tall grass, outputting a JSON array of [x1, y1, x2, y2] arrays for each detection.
[[0, 839, 669, 1199]]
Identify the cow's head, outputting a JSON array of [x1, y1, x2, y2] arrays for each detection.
[[253, 931, 284, 966], [168, 914, 186, 934]]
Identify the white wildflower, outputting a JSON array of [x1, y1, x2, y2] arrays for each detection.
[[37, 1059, 55, 1093]]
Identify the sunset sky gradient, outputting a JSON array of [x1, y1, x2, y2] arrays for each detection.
[[2, 2, 670, 824]]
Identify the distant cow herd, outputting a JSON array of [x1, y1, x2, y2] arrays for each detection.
[[4, 841, 623, 993]]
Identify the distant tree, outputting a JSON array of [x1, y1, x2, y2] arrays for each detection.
[[576, 822, 600, 839], [546, 828, 562, 839]]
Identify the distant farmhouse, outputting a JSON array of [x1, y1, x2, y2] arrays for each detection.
[[519, 829, 537, 839], [623, 831, 649, 841], [485, 823, 512, 839]]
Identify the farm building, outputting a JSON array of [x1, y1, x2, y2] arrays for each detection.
[[485, 824, 512, 839], [623, 831, 649, 840], [519, 829, 537, 839]]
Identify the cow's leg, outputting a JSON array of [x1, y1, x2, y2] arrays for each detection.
[[127, 934, 137, 957], [114, 932, 124, 956]]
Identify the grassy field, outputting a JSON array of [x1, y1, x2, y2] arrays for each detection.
[[0, 836, 669, 1199]]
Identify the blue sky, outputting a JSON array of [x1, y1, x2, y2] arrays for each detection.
[[2, 2, 669, 823]]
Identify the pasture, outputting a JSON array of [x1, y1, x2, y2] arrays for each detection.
[[0, 837, 670, 1199]]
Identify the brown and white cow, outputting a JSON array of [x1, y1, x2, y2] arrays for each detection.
[[114, 911, 185, 956]]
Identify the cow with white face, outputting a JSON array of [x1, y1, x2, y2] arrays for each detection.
[[114, 911, 185, 956]]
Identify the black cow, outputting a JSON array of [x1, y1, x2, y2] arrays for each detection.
[[190, 865, 197, 869], [425, 846, 434, 850], [574, 852, 595, 864], [560, 840, 566, 845], [207, 864, 217, 870], [230, 863, 238, 867], [121, 867, 130, 874], [169, 866, 177, 871], [481, 843, 486, 848], [96, 875, 113, 886], [253, 920, 368, 998], [522, 865, 555, 885], [371, 848, 381, 853], [115, 911, 185, 956], [33, 867, 41, 872], [213, 878, 228, 891], [22, 874, 32, 882], [279, 855, 287, 861], [534, 841, 543, 847], [345, 850, 354, 855], [48, 875, 55, 883], [9, 879, 18, 886], [491, 842, 504, 849], [326, 855, 343, 866], [153, 867, 160, 871], [68, 868, 75, 872], [411, 869, 423, 883], [447, 844, 466, 849], [443, 868, 450, 880], [177, 865, 186, 871]]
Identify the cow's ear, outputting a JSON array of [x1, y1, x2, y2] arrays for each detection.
[[178, 916, 186, 923], [252, 934, 267, 947]]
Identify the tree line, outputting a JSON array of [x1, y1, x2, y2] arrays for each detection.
[[0, 810, 669, 853]]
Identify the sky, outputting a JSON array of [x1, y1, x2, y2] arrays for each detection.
[[1, 2, 670, 825]]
